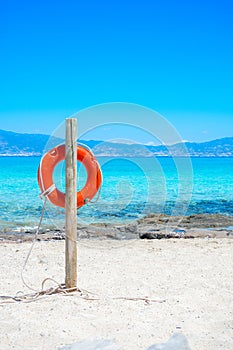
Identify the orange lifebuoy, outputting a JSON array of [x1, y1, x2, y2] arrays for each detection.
[[38, 144, 102, 208]]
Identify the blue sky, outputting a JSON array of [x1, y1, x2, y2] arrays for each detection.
[[0, 0, 232, 142]]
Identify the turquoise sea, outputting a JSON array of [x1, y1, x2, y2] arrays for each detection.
[[0, 156, 233, 231]]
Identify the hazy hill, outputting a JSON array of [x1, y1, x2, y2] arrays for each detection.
[[0, 129, 62, 156], [0, 129, 101, 156], [147, 137, 233, 157], [0, 129, 233, 157]]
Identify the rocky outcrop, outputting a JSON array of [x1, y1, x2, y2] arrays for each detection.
[[1, 213, 233, 242]]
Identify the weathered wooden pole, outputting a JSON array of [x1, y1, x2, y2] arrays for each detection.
[[65, 118, 77, 289]]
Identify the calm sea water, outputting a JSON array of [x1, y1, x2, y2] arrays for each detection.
[[0, 156, 233, 231]]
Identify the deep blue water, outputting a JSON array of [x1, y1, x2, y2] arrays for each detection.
[[0, 156, 233, 231]]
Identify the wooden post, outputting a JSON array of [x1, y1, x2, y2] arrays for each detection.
[[65, 118, 77, 289]]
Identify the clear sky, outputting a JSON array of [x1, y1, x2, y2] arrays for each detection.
[[0, 0, 232, 142]]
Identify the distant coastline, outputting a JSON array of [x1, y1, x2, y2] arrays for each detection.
[[0, 153, 42, 157], [1, 154, 233, 158], [1, 129, 233, 158]]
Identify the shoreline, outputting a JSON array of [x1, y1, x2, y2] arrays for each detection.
[[1, 213, 233, 242]]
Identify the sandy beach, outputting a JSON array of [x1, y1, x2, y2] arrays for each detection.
[[0, 237, 232, 350]]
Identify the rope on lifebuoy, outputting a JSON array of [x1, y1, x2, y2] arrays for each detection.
[[39, 183, 56, 199]]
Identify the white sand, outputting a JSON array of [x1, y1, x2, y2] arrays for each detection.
[[0, 238, 232, 350]]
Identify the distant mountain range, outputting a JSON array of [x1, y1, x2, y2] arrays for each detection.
[[1, 129, 233, 157]]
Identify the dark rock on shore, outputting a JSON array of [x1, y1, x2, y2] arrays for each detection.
[[1, 213, 233, 242], [138, 213, 233, 229]]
